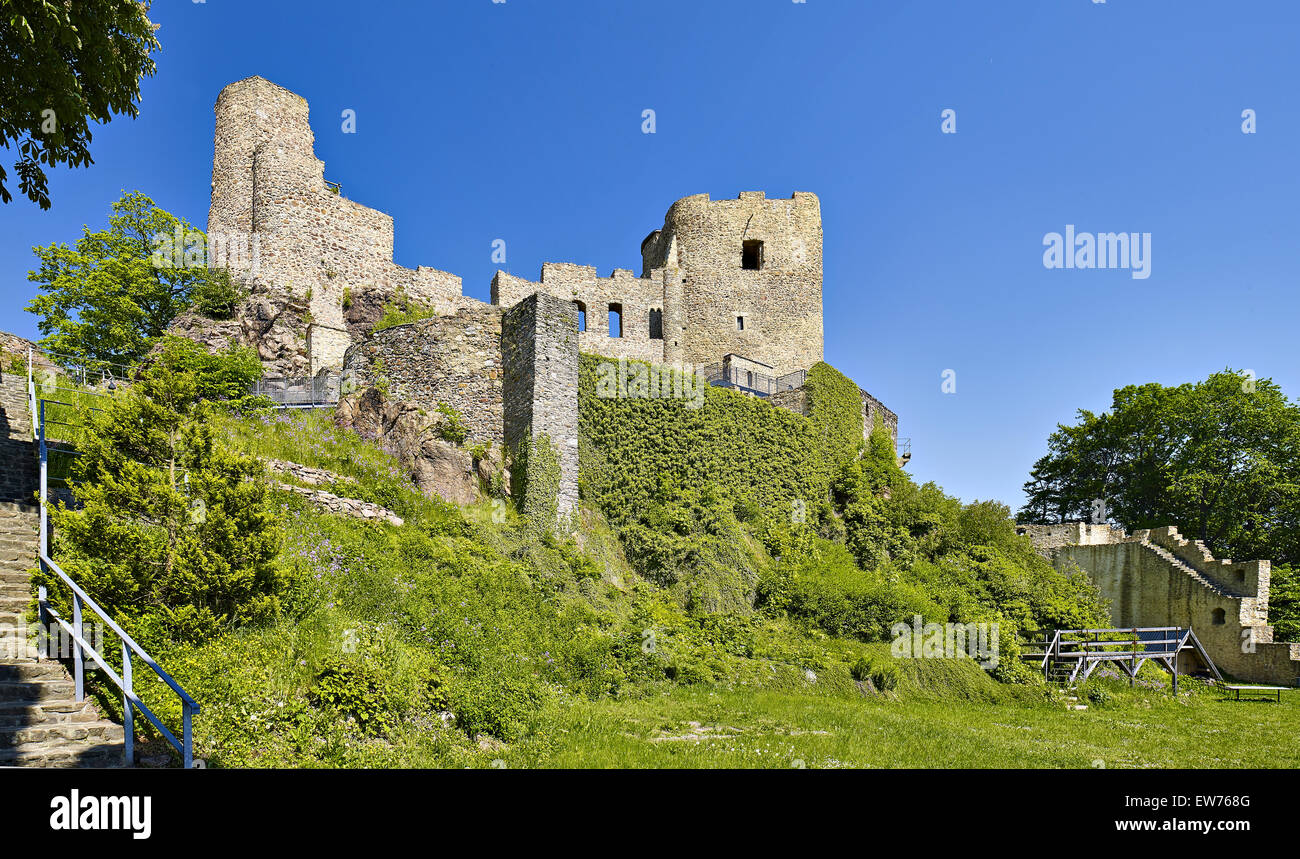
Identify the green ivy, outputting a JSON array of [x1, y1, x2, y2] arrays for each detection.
[[579, 356, 862, 533], [514, 432, 562, 536]]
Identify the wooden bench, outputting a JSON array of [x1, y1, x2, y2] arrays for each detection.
[[1220, 684, 1288, 703]]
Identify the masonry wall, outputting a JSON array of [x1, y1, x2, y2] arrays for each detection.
[[1054, 541, 1299, 684], [340, 303, 505, 446], [208, 76, 461, 376], [501, 294, 580, 531], [860, 389, 899, 447], [493, 265, 665, 364], [642, 192, 824, 378]]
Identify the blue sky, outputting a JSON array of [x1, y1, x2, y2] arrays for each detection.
[[2, 0, 1296, 511]]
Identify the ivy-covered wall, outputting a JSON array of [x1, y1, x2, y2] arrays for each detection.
[[578, 356, 865, 529]]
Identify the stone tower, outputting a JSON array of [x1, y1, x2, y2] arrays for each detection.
[[642, 191, 824, 378], [206, 76, 461, 377]]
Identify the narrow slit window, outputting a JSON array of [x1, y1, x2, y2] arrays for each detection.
[[608, 303, 622, 338], [737, 316, 745, 331], [742, 240, 763, 270], [575, 300, 587, 332]]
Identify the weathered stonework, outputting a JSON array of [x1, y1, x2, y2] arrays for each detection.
[[279, 482, 404, 527], [201, 76, 462, 377], [501, 293, 580, 531], [186, 77, 900, 521], [770, 384, 899, 449], [492, 191, 825, 379], [1022, 523, 1300, 685], [339, 303, 505, 447]]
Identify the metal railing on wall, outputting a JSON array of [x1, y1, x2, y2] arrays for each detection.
[[702, 364, 807, 397], [251, 375, 341, 409]]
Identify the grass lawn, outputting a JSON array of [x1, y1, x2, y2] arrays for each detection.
[[508, 680, 1300, 769]]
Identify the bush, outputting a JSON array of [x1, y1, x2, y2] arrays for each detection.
[[191, 269, 246, 320], [850, 654, 899, 691], [41, 346, 286, 646]]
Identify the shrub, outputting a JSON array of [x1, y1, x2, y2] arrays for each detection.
[[41, 347, 286, 647], [435, 402, 468, 444], [191, 269, 246, 320]]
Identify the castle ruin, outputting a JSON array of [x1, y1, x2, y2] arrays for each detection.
[[1021, 523, 1300, 685], [176, 76, 900, 529]]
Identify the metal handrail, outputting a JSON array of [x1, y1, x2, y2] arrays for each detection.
[[36, 397, 200, 768]]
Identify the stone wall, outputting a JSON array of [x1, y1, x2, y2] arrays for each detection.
[[492, 192, 824, 379], [1016, 522, 1127, 558], [642, 191, 824, 378], [340, 303, 505, 446], [493, 264, 664, 364], [860, 389, 899, 448], [1024, 524, 1300, 685], [501, 293, 580, 531], [204, 76, 461, 377], [769, 382, 901, 449]]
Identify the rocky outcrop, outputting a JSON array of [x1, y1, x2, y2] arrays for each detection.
[[165, 287, 311, 379], [335, 389, 506, 507], [263, 459, 404, 526]]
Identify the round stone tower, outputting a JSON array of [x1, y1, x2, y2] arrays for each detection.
[[642, 191, 824, 377]]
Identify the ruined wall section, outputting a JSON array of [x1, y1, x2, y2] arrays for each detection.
[[206, 76, 461, 377], [493, 264, 664, 364], [642, 192, 824, 377], [1023, 524, 1300, 684], [339, 303, 505, 447], [860, 389, 899, 447], [501, 293, 580, 532]]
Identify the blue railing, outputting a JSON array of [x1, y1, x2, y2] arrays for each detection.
[[33, 384, 201, 768]]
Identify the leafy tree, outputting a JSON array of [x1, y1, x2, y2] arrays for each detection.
[[0, 1, 160, 208], [1018, 370, 1300, 566], [26, 190, 239, 367], [41, 338, 285, 645], [152, 336, 265, 412]]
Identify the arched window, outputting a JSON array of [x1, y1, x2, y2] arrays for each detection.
[[574, 301, 587, 332], [648, 308, 663, 340], [608, 303, 623, 338]]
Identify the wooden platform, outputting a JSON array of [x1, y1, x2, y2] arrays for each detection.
[[1022, 627, 1221, 692]]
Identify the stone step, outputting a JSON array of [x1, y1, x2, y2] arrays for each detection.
[[0, 699, 103, 726], [0, 741, 125, 768], [0, 720, 124, 748], [0, 678, 76, 702], [0, 638, 41, 661], [0, 661, 67, 681]]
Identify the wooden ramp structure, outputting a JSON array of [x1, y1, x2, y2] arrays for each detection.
[[1022, 627, 1222, 693]]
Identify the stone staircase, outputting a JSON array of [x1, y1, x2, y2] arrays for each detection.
[[1139, 540, 1236, 598], [0, 368, 125, 767]]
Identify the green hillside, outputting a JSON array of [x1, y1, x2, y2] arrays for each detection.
[[41, 345, 1299, 768]]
